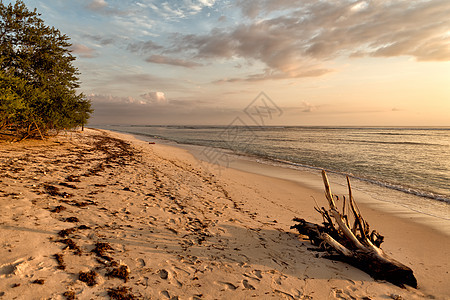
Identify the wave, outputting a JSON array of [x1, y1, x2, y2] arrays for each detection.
[[367, 132, 432, 136], [345, 139, 441, 146], [96, 125, 450, 206], [254, 157, 450, 204]]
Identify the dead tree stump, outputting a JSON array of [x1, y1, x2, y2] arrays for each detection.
[[291, 170, 417, 288]]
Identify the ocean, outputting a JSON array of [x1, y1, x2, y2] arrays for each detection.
[[97, 125, 450, 221]]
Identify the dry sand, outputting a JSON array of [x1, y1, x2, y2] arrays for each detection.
[[0, 129, 448, 299]]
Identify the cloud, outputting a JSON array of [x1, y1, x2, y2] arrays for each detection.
[[145, 55, 203, 68], [85, 0, 125, 15], [186, 0, 215, 13], [87, 0, 107, 10], [89, 92, 168, 106], [140, 92, 167, 104], [161, 2, 185, 18], [147, 0, 217, 18], [175, 24, 334, 81], [88, 94, 139, 105], [236, 0, 299, 18], [301, 101, 317, 113], [70, 44, 96, 58], [198, 0, 216, 7], [110, 73, 166, 86], [127, 40, 164, 54], [164, 0, 450, 82], [83, 34, 115, 46], [88, 94, 241, 125], [214, 68, 332, 83], [85, 72, 188, 96]]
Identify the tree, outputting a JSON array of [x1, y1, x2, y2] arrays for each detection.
[[0, 0, 92, 140]]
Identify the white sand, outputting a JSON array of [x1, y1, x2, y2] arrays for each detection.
[[0, 129, 448, 299]]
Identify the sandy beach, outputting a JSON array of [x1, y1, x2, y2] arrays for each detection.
[[0, 128, 448, 299]]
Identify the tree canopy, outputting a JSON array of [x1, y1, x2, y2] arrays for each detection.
[[0, 0, 92, 140]]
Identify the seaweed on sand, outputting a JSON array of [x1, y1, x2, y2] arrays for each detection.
[[78, 270, 97, 286], [107, 286, 136, 300], [51, 205, 66, 213], [58, 227, 76, 237], [58, 238, 82, 255], [54, 253, 66, 270], [63, 291, 76, 300], [91, 242, 114, 261], [106, 265, 130, 282]]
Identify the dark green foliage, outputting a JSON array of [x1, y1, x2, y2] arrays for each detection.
[[0, 0, 92, 140]]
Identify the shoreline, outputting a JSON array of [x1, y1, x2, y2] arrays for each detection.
[[106, 129, 450, 295], [1, 128, 449, 299], [121, 129, 450, 236], [95, 126, 450, 206]]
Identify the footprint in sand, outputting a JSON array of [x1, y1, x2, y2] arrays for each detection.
[[0, 259, 26, 278], [273, 276, 282, 285], [0, 259, 32, 278], [274, 289, 296, 300], [242, 279, 255, 290], [160, 290, 170, 299], [136, 258, 146, 267], [333, 288, 355, 300], [172, 279, 183, 288], [218, 281, 238, 290], [158, 269, 169, 280], [244, 270, 263, 282]]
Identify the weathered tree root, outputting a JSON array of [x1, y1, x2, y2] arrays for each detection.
[[291, 170, 417, 288]]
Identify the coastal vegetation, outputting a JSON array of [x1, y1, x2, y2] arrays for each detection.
[[0, 0, 92, 140]]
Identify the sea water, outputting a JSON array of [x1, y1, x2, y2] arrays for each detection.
[[97, 125, 450, 222]]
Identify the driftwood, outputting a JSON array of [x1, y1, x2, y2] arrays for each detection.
[[291, 170, 417, 288]]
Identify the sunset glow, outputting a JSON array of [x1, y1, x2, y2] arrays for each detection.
[[17, 0, 450, 125]]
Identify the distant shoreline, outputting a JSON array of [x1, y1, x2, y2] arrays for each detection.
[[96, 125, 450, 222], [92, 124, 450, 129]]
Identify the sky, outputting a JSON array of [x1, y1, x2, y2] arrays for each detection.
[[11, 0, 450, 126]]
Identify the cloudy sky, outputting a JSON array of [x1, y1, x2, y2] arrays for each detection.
[[15, 0, 450, 125]]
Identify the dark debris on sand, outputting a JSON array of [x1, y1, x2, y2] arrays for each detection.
[[78, 270, 98, 286], [66, 175, 80, 182], [31, 279, 45, 284], [58, 227, 77, 237], [107, 286, 136, 300], [44, 184, 72, 198], [64, 216, 79, 223], [63, 290, 76, 300], [106, 265, 130, 282], [58, 238, 82, 255], [54, 253, 66, 270], [81, 135, 135, 177], [59, 182, 78, 189], [51, 205, 67, 213], [92, 242, 114, 258], [72, 201, 90, 207]]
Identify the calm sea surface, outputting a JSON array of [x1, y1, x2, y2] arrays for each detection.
[[98, 125, 450, 209]]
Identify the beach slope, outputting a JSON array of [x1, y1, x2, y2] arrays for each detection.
[[0, 129, 448, 299]]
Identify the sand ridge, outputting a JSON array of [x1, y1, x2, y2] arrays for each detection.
[[0, 129, 446, 299]]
